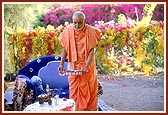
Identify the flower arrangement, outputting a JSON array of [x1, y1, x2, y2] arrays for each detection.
[[7, 4, 164, 76], [8, 25, 66, 71], [94, 4, 164, 75]]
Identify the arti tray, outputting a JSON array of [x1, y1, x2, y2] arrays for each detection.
[[59, 70, 83, 76]]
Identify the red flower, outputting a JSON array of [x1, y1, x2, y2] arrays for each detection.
[[139, 37, 142, 41], [12, 36, 17, 41], [63, 98, 67, 101], [134, 43, 138, 49], [49, 31, 55, 37], [32, 32, 37, 37]]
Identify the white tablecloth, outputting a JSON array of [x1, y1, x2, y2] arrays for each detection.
[[23, 98, 75, 111]]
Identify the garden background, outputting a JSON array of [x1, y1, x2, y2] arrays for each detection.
[[3, 3, 165, 81]]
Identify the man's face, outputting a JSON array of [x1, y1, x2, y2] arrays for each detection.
[[73, 16, 85, 31]]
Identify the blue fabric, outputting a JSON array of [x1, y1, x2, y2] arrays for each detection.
[[18, 75, 35, 91], [17, 55, 70, 101], [18, 75, 36, 102], [50, 88, 69, 98], [38, 61, 69, 98], [31, 76, 47, 97], [38, 61, 69, 89], [18, 55, 67, 79]]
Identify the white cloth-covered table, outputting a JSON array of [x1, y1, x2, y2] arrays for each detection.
[[23, 98, 75, 111]]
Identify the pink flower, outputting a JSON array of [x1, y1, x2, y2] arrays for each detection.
[[97, 37, 102, 41]]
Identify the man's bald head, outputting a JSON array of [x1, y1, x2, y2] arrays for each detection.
[[72, 11, 86, 20], [72, 11, 86, 31]]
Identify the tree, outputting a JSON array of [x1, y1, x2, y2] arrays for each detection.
[[3, 3, 51, 75]]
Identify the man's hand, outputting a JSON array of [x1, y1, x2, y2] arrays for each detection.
[[81, 65, 89, 74], [58, 64, 64, 74]]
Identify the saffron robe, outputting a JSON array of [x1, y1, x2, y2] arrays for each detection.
[[59, 24, 101, 111]]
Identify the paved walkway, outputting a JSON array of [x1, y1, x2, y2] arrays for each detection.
[[98, 76, 165, 111]]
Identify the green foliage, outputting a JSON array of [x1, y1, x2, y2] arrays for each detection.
[[33, 14, 46, 28]]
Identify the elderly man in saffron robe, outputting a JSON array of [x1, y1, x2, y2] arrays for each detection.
[[58, 11, 101, 111]]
